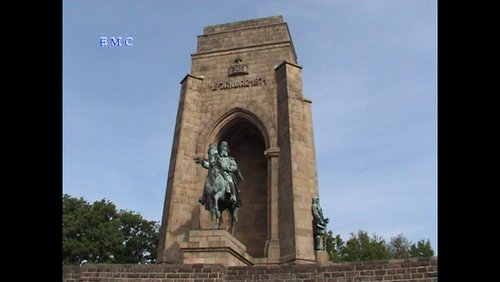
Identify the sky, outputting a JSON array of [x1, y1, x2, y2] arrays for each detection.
[[63, 0, 437, 254]]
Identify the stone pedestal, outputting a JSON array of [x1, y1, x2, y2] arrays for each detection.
[[179, 230, 254, 266], [315, 251, 330, 263]]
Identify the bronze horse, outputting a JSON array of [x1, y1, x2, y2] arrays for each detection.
[[199, 144, 239, 234]]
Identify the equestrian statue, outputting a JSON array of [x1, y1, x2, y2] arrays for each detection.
[[196, 141, 243, 234]]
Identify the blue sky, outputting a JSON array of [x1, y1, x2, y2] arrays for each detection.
[[63, 0, 437, 253]]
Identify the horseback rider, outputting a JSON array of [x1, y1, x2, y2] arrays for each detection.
[[218, 141, 243, 206], [197, 141, 243, 207]]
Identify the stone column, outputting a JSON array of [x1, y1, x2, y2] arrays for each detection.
[[157, 74, 203, 264], [264, 147, 280, 264], [275, 61, 318, 264]]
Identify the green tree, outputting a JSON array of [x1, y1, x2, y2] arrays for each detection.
[[115, 210, 159, 264], [62, 194, 159, 265], [387, 233, 411, 258], [342, 230, 391, 261], [324, 231, 345, 262], [63, 195, 123, 264], [409, 239, 434, 257], [324, 230, 435, 262]]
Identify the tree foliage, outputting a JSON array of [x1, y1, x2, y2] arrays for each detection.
[[62, 194, 159, 265], [388, 233, 412, 258], [324, 231, 345, 262], [115, 210, 159, 263], [343, 230, 391, 261], [409, 239, 434, 257], [324, 230, 435, 262]]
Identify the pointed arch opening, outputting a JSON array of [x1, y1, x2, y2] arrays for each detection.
[[205, 109, 269, 258]]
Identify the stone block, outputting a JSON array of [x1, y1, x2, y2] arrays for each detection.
[[180, 230, 254, 266], [315, 251, 330, 264]]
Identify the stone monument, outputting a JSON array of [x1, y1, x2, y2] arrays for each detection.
[[157, 15, 323, 265]]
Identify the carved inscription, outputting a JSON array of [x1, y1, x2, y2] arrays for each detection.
[[209, 78, 267, 91]]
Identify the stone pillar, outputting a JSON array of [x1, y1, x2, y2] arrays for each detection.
[[264, 147, 280, 264], [157, 74, 203, 264], [275, 61, 318, 264]]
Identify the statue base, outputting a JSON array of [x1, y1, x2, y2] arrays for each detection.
[[315, 251, 330, 263], [179, 229, 254, 266]]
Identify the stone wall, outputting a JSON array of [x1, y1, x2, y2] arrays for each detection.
[[63, 257, 437, 281]]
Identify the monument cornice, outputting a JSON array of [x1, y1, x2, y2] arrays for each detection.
[[199, 22, 287, 36], [179, 73, 204, 85], [191, 41, 294, 59], [274, 60, 303, 70]]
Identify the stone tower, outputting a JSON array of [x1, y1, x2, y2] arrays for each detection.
[[157, 15, 320, 265]]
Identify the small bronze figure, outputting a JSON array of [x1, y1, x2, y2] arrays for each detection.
[[312, 196, 329, 251]]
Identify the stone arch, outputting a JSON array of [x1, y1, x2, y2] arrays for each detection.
[[195, 105, 276, 258], [195, 104, 277, 155]]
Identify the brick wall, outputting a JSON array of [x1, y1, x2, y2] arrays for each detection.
[[63, 257, 437, 281]]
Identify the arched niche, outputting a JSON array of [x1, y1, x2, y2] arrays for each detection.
[[202, 108, 271, 258]]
